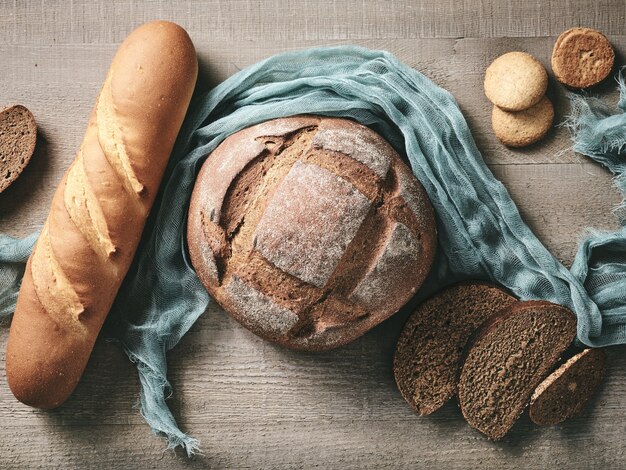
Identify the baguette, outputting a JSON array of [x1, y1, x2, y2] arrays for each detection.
[[5, 21, 198, 409]]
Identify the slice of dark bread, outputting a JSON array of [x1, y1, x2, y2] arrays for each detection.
[[529, 348, 606, 425], [0, 105, 37, 193], [393, 283, 516, 415], [458, 300, 577, 440]]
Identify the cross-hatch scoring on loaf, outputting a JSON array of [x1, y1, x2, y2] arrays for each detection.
[[192, 117, 434, 347]]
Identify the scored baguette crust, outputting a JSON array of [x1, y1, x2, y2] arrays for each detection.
[[6, 21, 198, 409]]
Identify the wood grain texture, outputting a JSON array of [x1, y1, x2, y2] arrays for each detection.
[[1, 1, 625, 468], [1, 0, 626, 42]]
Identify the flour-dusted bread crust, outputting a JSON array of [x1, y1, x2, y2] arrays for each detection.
[[0, 105, 37, 193], [530, 348, 606, 425], [393, 283, 516, 416], [458, 301, 577, 440], [6, 21, 198, 409], [187, 116, 437, 351]]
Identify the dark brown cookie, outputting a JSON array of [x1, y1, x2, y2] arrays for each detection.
[[552, 28, 614, 88]]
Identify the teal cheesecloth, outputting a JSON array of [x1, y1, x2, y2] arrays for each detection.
[[2, 46, 626, 455]]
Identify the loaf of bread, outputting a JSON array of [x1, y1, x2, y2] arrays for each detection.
[[187, 116, 437, 351], [6, 21, 198, 408]]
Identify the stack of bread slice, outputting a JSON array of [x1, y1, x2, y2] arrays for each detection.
[[394, 283, 606, 440]]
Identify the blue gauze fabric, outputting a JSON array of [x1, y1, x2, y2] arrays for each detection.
[[1, 46, 626, 455]]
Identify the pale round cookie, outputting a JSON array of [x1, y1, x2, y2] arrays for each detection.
[[552, 28, 614, 89], [484, 52, 548, 111], [492, 95, 554, 147]]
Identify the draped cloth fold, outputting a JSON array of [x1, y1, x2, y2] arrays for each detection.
[[1, 47, 625, 455]]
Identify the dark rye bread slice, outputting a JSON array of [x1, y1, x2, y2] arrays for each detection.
[[187, 116, 437, 351], [393, 283, 516, 415], [458, 301, 577, 440], [529, 348, 606, 425], [0, 105, 37, 193]]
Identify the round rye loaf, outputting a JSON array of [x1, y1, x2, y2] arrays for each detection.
[[187, 116, 437, 350]]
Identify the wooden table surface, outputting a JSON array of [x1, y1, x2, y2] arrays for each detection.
[[2, 1, 626, 468]]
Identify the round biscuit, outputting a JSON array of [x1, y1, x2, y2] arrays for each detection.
[[492, 96, 554, 148], [552, 27, 614, 88], [484, 52, 548, 111]]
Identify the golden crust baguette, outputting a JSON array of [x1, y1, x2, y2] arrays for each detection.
[[6, 21, 198, 408]]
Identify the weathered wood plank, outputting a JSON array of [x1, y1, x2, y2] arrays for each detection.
[[491, 163, 621, 266], [0, 414, 625, 470], [1, 1, 625, 468], [2, 36, 621, 176], [1, 308, 626, 468], [2, 38, 624, 246], [1, 0, 626, 43]]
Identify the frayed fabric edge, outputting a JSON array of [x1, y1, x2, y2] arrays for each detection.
[[124, 347, 201, 457], [562, 72, 626, 206], [565, 73, 626, 345], [563, 73, 626, 148]]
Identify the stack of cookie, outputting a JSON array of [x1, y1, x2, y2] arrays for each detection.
[[484, 28, 615, 149], [484, 52, 554, 148]]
